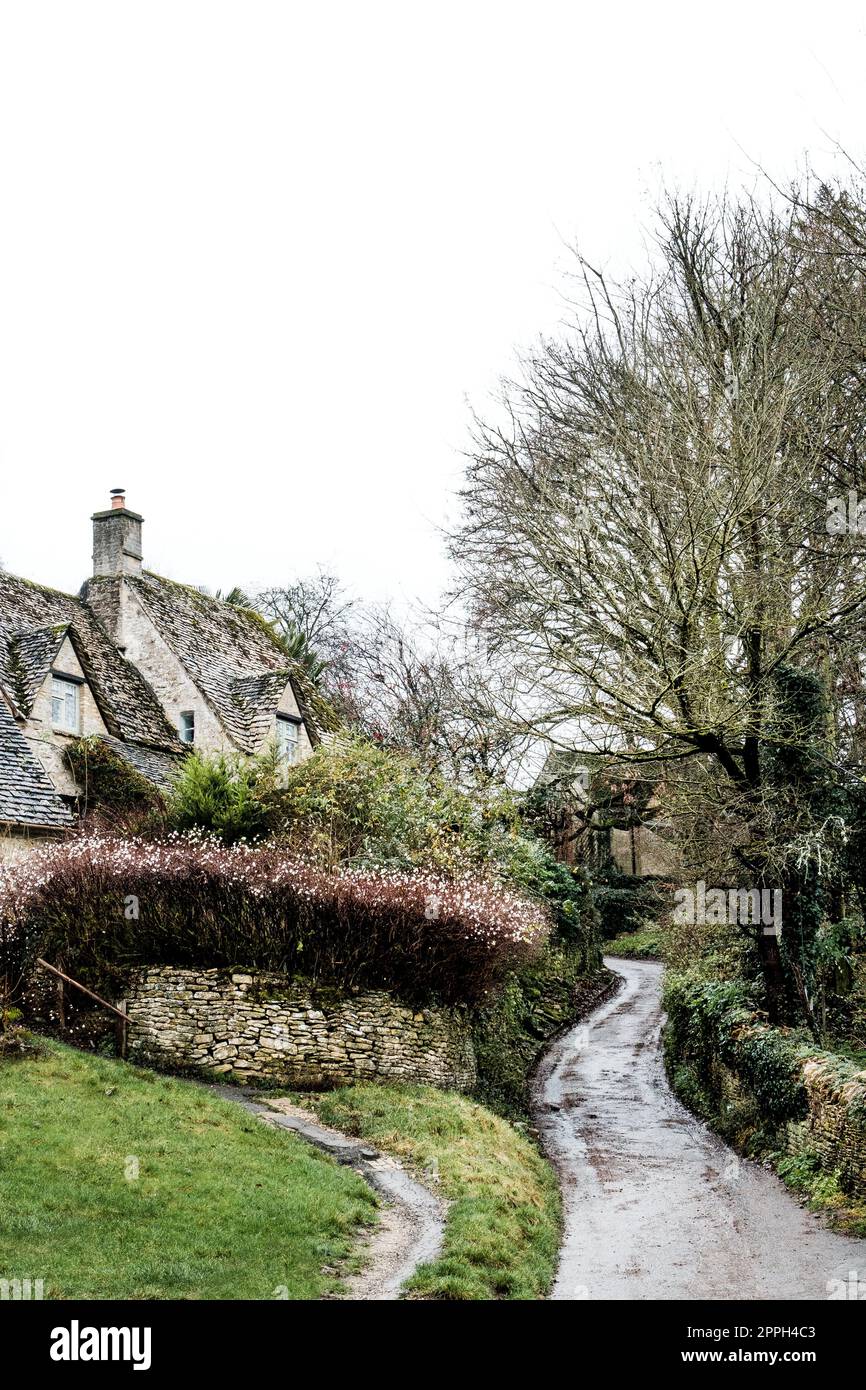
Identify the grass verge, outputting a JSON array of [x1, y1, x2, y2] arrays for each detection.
[[605, 926, 662, 959], [300, 1081, 561, 1299], [0, 1038, 376, 1299], [774, 1145, 866, 1238]]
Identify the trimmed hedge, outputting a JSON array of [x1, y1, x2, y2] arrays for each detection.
[[0, 834, 548, 1009]]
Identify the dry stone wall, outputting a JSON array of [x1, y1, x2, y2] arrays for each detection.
[[697, 1041, 866, 1200], [786, 1059, 866, 1198], [123, 966, 477, 1092]]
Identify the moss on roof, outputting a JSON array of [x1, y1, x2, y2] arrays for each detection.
[[125, 571, 341, 749]]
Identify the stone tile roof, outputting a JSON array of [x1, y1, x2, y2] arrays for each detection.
[[0, 624, 67, 716], [101, 736, 183, 791], [123, 572, 332, 753], [231, 671, 296, 750], [0, 571, 182, 752], [0, 698, 74, 828]]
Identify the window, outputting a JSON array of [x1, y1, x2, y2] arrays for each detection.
[[276, 715, 301, 764], [179, 710, 195, 744], [51, 677, 80, 733]]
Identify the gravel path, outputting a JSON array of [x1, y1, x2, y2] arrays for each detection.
[[534, 957, 866, 1301], [209, 1085, 445, 1300]]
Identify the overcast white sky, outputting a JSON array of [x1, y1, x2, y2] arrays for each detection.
[[0, 1, 865, 608]]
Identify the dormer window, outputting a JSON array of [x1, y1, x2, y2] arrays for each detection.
[[276, 714, 301, 765], [51, 676, 81, 733], [179, 711, 195, 745]]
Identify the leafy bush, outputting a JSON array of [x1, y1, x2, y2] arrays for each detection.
[[269, 737, 484, 866], [482, 830, 598, 951], [161, 739, 597, 952], [268, 737, 598, 949], [65, 737, 164, 815], [592, 866, 668, 939], [663, 971, 809, 1129], [166, 750, 279, 844], [0, 834, 548, 1007]]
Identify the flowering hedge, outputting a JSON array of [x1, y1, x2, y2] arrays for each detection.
[[0, 834, 549, 1007]]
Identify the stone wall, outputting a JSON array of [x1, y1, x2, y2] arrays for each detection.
[[664, 977, 866, 1201], [123, 966, 477, 1092], [786, 1059, 866, 1198], [707, 1050, 866, 1199]]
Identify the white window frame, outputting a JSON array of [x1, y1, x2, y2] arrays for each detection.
[[276, 715, 301, 765], [51, 676, 81, 733], [179, 710, 196, 745]]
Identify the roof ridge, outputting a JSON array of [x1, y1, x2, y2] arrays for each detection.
[[136, 568, 250, 606], [0, 569, 81, 603]]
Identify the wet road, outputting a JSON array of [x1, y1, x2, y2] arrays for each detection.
[[534, 957, 866, 1300]]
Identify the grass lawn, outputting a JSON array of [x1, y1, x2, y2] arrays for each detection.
[[0, 1039, 376, 1300], [605, 926, 662, 959], [301, 1082, 561, 1299]]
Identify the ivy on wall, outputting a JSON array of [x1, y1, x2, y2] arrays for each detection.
[[64, 737, 164, 815]]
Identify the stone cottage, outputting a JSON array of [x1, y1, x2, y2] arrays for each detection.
[[0, 491, 320, 859]]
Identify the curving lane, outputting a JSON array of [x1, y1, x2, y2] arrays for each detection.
[[534, 957, 866, 1300]]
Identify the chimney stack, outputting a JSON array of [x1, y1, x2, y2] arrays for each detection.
[[92, 489, 143, 577]]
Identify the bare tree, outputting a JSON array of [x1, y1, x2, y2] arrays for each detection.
[[453, 188, 866, 1016], [257, 571, 355, 654], [329, 603, 528, 782], [253, 574, 523, 780], [255, 571, 357, 686]]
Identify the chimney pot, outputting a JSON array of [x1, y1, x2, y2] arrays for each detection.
[[110, 488, 126, 510]]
